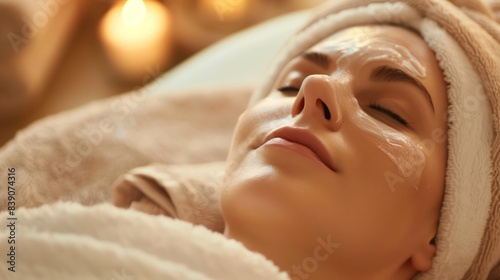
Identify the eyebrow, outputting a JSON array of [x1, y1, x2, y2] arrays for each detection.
[[371, 66, 435, 113], [302, 51, 331, 70]]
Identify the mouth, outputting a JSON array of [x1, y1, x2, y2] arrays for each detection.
[[263, 126, 337, 172]]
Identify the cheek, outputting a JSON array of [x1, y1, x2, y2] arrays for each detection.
[[335, 113, 434, 240], [338, 120, 445, 255], [349, 110, 426, 191]]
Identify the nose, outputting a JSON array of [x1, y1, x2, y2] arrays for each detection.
[[291, 75, 343, 131]]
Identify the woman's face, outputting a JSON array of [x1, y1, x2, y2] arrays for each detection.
[[221, 25, 448, 280]]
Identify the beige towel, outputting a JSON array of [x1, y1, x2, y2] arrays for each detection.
[[0, 202, 290, 280], [113, 162, 226, 233], [0, 85, 251, 212]]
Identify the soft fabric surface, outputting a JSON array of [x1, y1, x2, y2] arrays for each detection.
[[0, 202, 290, 280], [113, 161, 225, 233], [251, 0, 500, 279], [0, 85, 251, 211]]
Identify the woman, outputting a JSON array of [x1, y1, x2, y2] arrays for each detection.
[[2, 0, 499, 279], [222, 24, 448, 279], [221, 0, 499, 279]]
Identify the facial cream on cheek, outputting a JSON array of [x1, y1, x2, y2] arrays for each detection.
[[318, 35, 428, 190], [321, 75, 427, 190], [353, 111, 426, 190]]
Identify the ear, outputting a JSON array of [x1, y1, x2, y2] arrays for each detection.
[[410, 237, 437, 272]]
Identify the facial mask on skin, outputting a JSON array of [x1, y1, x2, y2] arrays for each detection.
[[314, 34, 427, 191], [317, 28, 427, 79]]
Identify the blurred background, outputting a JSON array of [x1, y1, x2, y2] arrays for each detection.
[[0, 0, 325, 146]]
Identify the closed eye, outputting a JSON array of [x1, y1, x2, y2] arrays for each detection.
[[369, 103, 408, 126], [277, 85, 300, 95]]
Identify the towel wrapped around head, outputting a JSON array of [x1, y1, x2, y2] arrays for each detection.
[[251, 0, 500, 279]]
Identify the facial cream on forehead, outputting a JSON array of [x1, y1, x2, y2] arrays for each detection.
[[316, 35, 427, 79]]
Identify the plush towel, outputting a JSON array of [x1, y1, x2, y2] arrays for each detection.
[[251, 0, 500, 279], [113, 161, 226, 233], [0, 85, 251, 212], [0, 202, 290, 280], [486, 0, 500, 21]]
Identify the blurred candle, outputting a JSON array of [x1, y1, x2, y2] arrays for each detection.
[[99, 0, 172, 81], [198, 0, 249, 22]]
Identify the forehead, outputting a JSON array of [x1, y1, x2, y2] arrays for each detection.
[[312, 25, 435, 72]]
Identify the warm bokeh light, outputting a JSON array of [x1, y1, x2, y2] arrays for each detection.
[[122, 0, 147, 26], [100, 0, 172, 80], [199, 0, 249, 22]]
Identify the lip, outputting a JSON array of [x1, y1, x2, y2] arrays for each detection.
[[263, 126, 337, 172]]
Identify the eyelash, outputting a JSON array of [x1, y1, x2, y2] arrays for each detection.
[[277, 85, 300, 94], [277, 85, 409, 127], [368, 102, 408, 126]]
